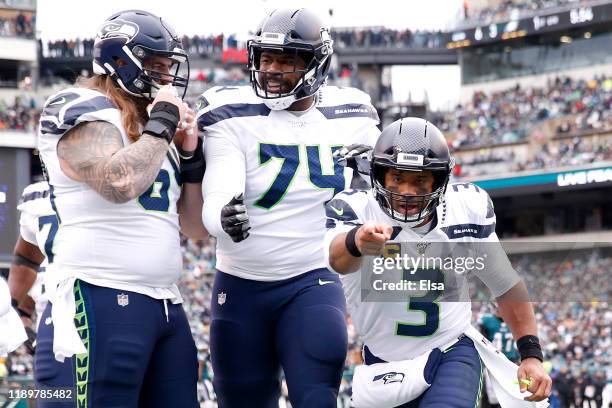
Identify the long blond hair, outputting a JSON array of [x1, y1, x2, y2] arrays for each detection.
[[76, 75, 149, 142]]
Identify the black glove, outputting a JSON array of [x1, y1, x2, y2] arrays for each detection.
[[221, 193, 251, 242], [24, 326, 36, 355], [333, 144, 372, 176]]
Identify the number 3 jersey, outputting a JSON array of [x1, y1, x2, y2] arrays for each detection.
[[323, 184, 521, 361], [37, 87, 183, 294], [197, 85, 380, 281]]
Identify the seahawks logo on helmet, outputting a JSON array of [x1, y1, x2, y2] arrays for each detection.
[[96, 19, 139, 42], [373, 371, 405, 384]]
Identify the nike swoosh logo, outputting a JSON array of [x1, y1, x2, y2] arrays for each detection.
[[319, 279, 335, 285], [330, 206, 344, 216], [48, 96, 66, 106]]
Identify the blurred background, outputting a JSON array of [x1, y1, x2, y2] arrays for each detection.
[[0, 0, 610, 406]]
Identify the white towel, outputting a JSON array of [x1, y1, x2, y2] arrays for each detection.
[[351, 349, 435, 408], [49, 277, 86, 362], [465, 325, 549, 408], [0, 279, 27, 356]]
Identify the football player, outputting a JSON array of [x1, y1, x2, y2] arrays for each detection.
[[35, 10, 206, 407], [7, 181, 55, 354], [325, 118, 551, 407], [197, 8, 379, 408]]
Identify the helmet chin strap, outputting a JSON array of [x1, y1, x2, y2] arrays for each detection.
[[258, 66, 317, 111], [261, 92, 297, 110]]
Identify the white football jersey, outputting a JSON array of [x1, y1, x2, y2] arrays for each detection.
[[17, 181, 55, 321], [323, 183, 520, 361], [198, 85, 380, 281], [37, 87, 183, 295]]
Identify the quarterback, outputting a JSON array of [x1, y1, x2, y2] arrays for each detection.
[[325, 118, 551, 407], [198, 8, 379, 408], [36, 10, 206, 407]]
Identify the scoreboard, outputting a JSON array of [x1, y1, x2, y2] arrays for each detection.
[[0, 148, 31, 265], [448, 2, 612, 48]]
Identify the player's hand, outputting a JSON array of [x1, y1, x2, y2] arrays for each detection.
[[148, 85, 187, 123], [355, 222, 393, 255], [517, 358, 552, 401], [333, 144, 372, 175], [173, 104, 199, 154], [221, 193, 251, 243]]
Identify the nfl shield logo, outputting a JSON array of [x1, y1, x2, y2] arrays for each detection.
[[218, 292, 226, 306], [117, 293, 129, 307]]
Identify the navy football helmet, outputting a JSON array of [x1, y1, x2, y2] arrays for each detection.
[[92, 10, 189, 100], [248, 8, 333, 110], [371, 118, 454, 226]]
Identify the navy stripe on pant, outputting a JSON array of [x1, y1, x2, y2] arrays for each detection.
[[364, 336, 483, 408], [210, 268, 348, 408], [34, 280, 198, 408]]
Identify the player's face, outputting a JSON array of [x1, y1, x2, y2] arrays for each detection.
[[257, 51, 307, 94], [384, 169, 435, 216], [143, 55, 175, 85]]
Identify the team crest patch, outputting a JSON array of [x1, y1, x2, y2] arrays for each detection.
[[117, 293, 129, 307], [218, 292, 226, 305], [373, 371, 405, 384]]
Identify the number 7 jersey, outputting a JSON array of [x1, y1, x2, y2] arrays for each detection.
[[197, 85, 380, 281]]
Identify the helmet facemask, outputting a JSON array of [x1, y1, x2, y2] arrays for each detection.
[[248, 28, 333, 110], [372, 163, 450, 227], [130, 45, 189, 100]]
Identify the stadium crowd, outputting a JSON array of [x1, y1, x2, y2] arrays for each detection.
[[0, 97, 39, 132], [40, 34, 239, 59], [331, 28, 447, 49], [433, 75, 612, 149], [39, 28, 447, 59], [2, 239, 609, 407], [0, 12, 34, 38]]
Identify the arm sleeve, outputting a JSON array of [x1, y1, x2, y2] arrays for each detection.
[[19, 211, 38, 246], [202, 123, 246, 239], [471, 192, 522, 298]]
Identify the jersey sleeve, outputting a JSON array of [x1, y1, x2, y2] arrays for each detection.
[[19, 211, 38, 246], [468, 188, 522, 298], [198, 89, 247, 239], [39, 89, 118, 140], [323, 189, 368, 273]]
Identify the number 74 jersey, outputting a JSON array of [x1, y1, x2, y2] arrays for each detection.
[[197, 85, 380, 281]]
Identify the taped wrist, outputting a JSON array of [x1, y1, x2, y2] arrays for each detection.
[[180, 137, 206, 183], [517, 335, 544, 362], [345, 226, 362, 258], [11, 298, 32, 319], [143, 102, 180, 143]]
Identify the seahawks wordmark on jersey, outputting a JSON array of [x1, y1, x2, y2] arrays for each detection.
[[198, 85, 380, 281], [38, 87, 183, 293], [323, 183, 520, 361]]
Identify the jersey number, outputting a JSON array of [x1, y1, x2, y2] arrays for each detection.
[[38, 214, 59, 263], [254, 143, 345, 209], [396, 267, 444, 337], [138, 169, 171, 212]]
